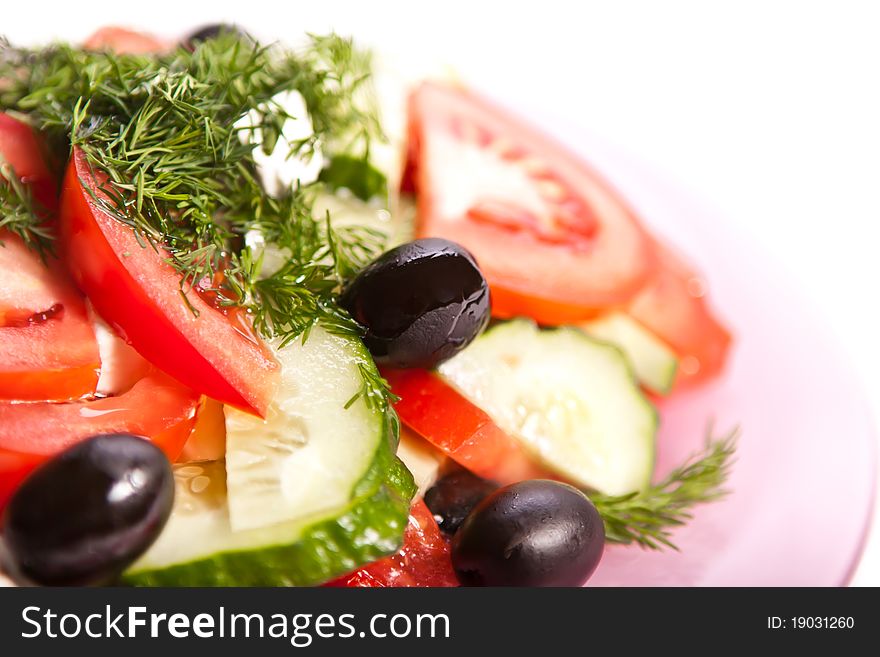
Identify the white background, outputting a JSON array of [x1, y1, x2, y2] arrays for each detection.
[[5, 0, 879, 584]]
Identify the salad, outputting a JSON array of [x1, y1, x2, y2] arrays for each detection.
[[0, 25, 735, 587]]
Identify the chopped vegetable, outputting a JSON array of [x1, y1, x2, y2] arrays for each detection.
[[439, 320, 657, 495], [384, 367, 544, 484], [327, 499, 458, 587], [0, 371, 198, 511], [406, 82, 656, 320]]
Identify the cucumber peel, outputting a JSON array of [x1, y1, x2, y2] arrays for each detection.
[[124, 421, 414, 587]]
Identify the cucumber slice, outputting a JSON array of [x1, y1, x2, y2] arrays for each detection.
[[438, 320, 656, 495], [124, 439, 414, 586], [224, 327, 382, 532], [578, 313, 678, 395], [124, 327, 416, 586]]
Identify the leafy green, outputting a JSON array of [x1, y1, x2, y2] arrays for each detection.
[[593, 429, 738, 550], [0, 157, 54, 255], [0, 31, 394, 415], [318, 154, 388, 202]]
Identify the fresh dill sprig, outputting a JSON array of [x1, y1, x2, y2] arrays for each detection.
[[0, 31, 393, 415], [0, 158, 54, 255], [592, 429, 738, 550]]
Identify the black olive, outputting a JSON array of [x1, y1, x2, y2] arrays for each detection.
[[340, 238, 490, 369], [184, 24, 250, 49], [1, 434, 174, 586], [424, 468, 498, 536], [451, 480, 605, 587]]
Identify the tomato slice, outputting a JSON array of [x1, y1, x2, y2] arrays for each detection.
[[0, 113, 58, 213], [1, 113, 59, 322], [383, 368, 543, 484], [0, 232, 64, 322], [627, 245, 732, 384], [60, 147, 279, 416], [1, 115, 100, 401], [407, 82, 656, 323], [0, 307, 101, 402], [0, 370, 199, 510], [326, 500, 458, 587], [82, 27, 168, 54]]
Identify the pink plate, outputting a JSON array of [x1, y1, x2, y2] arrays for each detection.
[[569, 134, 878, 586]]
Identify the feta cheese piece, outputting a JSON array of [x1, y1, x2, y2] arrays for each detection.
[[236, 90, 323, 196]]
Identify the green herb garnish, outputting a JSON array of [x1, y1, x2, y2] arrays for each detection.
[[0, 32, 393, 414], [318, 154, 388, 202], [0, 157, 54, 255], [593, 429, 738, 550]]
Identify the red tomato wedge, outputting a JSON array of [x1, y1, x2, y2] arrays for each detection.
[[0, 370, 199, 511], [82, 27, 168, 54], [406, 82, 656, 323], [0, 231, 64, 322], [326, 500, 458, 587], [1, 114, 100, 401], [59, 147, 279, 416], [383, 368, 543, 484], [628, 245, 732, 385], [0, 298, 101, 402], [1, 114, 61, 321], [0, 113, 58, 212]]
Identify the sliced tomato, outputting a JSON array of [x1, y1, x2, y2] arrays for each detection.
[[0, 113, 58, 212], [0, 370, 199, 510], [383, 368, 543, 484], [326, 500, 458, 587], [406, 82, 656, 323], [59, 147, 279, 416], [0, 115, 100, 401], [627, 245, 732, 385], [1, 112, 59, 322], [0, 231, 64, 322], [0, 304, 101, 402], [82, 27, 168, 54]]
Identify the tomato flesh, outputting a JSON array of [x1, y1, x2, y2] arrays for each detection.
[[1, 115, 100, 401], [0, 310, 101, 402], [0, 113, 57, 213], [0, 370, 199, 510], [60, 148, 279, 416], [383, 368, 542, 484], [627, 245, 732, 384], [408, 82, 656, 321], [326, 500, 458, 587], [82, 27, 168, 54]]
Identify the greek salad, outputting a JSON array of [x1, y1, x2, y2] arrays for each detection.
[[0, 25, 735, 587]]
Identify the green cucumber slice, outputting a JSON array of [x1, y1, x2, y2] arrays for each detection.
[[124, 327, 416, 586], [224, 327, 383, 532], [438, 320, 657, 496], [124, 439, 413, 586], [579, 313, 679, 395]]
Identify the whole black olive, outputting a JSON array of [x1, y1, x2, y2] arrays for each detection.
[[1, 434, 174, 586], [340, 238, 490, 369], [451, 480, 605, 587], [184, 24, 250, 49], [424, 468, 498, 536]]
